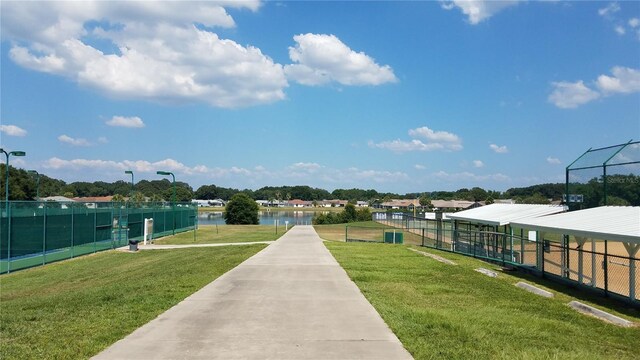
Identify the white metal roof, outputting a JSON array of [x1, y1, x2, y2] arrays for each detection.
[[447, 204, 566, 226], [511, 206, 640, 244], [424, 212, 451, 220]]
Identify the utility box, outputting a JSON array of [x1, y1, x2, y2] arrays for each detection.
[[384, 231, 404, 244]]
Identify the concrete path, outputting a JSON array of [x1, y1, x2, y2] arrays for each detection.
[[94, 225, 412, 360]]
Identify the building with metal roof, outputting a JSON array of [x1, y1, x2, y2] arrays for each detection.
[[511, 206, 640, 244], [447, 203, 567, 227]]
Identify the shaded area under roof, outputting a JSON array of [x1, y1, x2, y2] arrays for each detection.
[[447, 204, 567, 227], [511, 206, 640, 244]]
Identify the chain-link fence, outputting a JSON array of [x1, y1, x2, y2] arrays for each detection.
[[370, 212, 638, 304], [0, 201, 197, 273]]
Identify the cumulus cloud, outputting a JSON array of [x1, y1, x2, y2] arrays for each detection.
[[548, 80, 600, 108], [440, 0, 519, 25], [58, 134, 91, 146], [0, 124, 27, 137], [596, 67, 640, 94], [598, 2, 620, 18], [630, 18, 640, 28], [370, 126, 463, 153], [1, 1, 287, 108], [547, 156, 561, 165], [489, 143, 508, 154], [284, 33, 397, 86], [288, 162, 323, 172], [415, 164, 426, 170], [106, 116, 145, 128], [473, 160, 484, 168], [614, 25, 626, 35], [549, 67, 640, 109]]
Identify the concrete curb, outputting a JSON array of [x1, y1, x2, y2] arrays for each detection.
[[475, 268, 498, 278], [567, 301, 634, 327], [408, 248, 457, 265], [117, 241, 274, 251], [515, 282, 554, 298]]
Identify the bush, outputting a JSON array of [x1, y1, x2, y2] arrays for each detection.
[[224, 193, 259, 225], [312, 204, 372, 225]]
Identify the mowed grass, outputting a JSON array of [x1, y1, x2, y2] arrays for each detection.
[[155, 225, 288, 245], [325, 242, 640, 360], [314, 221, 388, 242], [0, 244, 266, 360]]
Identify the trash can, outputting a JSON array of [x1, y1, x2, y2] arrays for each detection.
[[129, 239, 139, 251]]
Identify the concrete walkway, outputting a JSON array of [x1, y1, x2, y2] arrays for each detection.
[[94, 225, 412, 360]]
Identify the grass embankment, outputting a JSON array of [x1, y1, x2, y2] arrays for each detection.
[[155, 225, 289, 245], [325, 242, 639, 360], [0, 245, 266, 360], [314, 221, 387, 242]]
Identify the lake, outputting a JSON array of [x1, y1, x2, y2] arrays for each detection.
[[198, 210, 320, 226]]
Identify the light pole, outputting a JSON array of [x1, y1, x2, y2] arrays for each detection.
[[28, 170, 40, 200], [124, 170, 134, 197], [1, 148, 26, 273], [1, 148, 26, 206], [156, 171, 175, 235]]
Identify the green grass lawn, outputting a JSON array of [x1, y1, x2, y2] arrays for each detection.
[[325, 242, 640, 360], [314, 221, 388, 242], [154, 225, 289, 245], [0, 245, 266, 360]]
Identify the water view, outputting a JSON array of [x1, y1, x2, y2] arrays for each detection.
[[198, 210, 320, 226]]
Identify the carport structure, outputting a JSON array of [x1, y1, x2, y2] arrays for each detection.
[[512, 206, 640, 302], [446, 204, 566, 265]]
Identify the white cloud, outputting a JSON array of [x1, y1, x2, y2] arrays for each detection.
[[106, 116, 145, 128], [288, 162, 323, 173], [629, 18, 640, 28], [614, 25, 626, 35], [441, 0, 519, 25], [0, 124, 27, 137], [548, 80, 600, 108], [546, 157, 561, 165], [598, 2, 620, 18], [415, 164, 426, 170], [1, 1, 287, 108], [596, 67, 640, 94], [549, 67, 640, 109], [370, 126, 463, 153], [58, 134, 91, 146], [489, 143, 508, 154], [98, 137, 109, 144], [284, 33, 397, 86], [473, 160, 484, 168]]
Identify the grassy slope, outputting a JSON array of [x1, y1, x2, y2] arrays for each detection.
[[325, 242, 639, 360], [0, 245, 266, 359], [155, 225, 288, 245]]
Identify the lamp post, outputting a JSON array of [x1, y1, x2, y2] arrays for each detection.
[[28, 170, 40, 200], [1, 148, 26, 273], [124, 170, 134, 197], [156, 171, 175, 235]]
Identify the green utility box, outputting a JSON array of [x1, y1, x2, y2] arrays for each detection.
[[384, 231, 404, 244]]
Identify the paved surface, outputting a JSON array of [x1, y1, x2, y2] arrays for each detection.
[[95, 225, 412, 359]]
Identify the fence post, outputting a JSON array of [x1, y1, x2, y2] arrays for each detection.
[[93, 207, 97, 254], [71, 204, 75, 258], [42, 204, 47, 265], [421, 228, 425, 247], [604, 240, 609, 297], [7, 201, 11, 273]]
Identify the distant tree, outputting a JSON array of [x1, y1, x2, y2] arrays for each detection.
[[485, 196, 495, 205], [419, 195, 432, 210], [601, 196, 630, 206], [224, 193, 259, 225]]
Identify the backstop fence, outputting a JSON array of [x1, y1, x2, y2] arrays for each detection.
[[0, 201, 197, 273], [368, 212, 639, 304]]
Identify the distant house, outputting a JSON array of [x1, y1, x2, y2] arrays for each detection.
[[380, 199, 420, 210], [193, 199, 225, 207], [320, 200, 348, 208], [40, 196, 75, 209], [287, 199, 313, 208], [356, 201, 369, 207], [73, 196, 115, 209], [431, 200, 483, 212]]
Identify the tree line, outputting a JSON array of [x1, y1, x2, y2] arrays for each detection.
[[1, 165, 638, 206]]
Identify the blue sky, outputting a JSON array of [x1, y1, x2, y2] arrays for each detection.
[[1, 1, 639, 194]]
